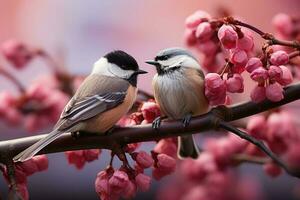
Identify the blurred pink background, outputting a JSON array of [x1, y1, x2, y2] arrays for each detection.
[[0, 0, 300, 199]]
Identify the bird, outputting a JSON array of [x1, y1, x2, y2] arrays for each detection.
[[14, 50, 147, 162], [146, 47, 208, 159]]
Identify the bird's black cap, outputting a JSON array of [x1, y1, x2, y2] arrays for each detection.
[[105, 50, 140, 71]]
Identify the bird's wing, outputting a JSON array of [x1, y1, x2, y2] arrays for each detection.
[[54, 74, 129, 131]]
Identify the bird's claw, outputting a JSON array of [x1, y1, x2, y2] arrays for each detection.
[[152, 116, 162, 130], [182, 114, 192, 128]]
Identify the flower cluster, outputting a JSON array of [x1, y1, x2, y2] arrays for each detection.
[[65, 149, 101, 169], [184, 10, 294, 106], [95, 101, 177, 199], [1, 155, 48, 200]]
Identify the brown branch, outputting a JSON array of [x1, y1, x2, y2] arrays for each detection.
[[1, 83, 300, 175]]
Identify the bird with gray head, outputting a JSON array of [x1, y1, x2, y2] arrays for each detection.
[[14, 50, 147, 162], [146, 47, 208, 159]]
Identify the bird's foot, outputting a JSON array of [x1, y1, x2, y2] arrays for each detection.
[[182, 113, 192, 128], [152, 116, 162, 130]]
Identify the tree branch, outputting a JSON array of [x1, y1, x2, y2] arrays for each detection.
[[1, 83, 300, 175]]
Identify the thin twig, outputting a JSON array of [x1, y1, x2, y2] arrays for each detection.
[[0, 67, 25, 93]]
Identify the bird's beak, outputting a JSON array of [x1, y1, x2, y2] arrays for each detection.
[[136, 69, 148, 74], [145, 60, 159, 66]]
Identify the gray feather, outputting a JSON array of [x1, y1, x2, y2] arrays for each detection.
[[13, 129, 62, 162]]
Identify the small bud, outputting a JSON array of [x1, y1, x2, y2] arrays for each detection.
[[250, 67, 268, 82], [226, 74, 244, 93], [250, 85, 266, 103], [135, 151, 154, 169], [230, 49, 248, 66], [277, 65, 293, 86], [218, 25, 238, 49], [245, 57, 263, 73], [204, 73, 227, 105], [135, 173, 151, 192], [266, 82, 284, 102], [195, 22, 213, 42], [270, 50, 289, 66], [237, 29, 254, 51], [268, 65, 283, 81], [185, 10, 211, 28], [272, 13, 293, 37]]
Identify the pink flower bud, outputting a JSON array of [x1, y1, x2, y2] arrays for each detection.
[[32, 155, 48, 171], [154, 139, 177, 158], [95, 171, 110, 200], [277, 65, 293, 86], [204, 73, 227, 106], [218, 25, 238, 49], [195, 22, 212, 42], [84, 149, 101, 162], [124, 143, 141, 153], [135, 173, 151, 192], [109, 170, 129, 194], [268, 65, 283, 81], [247, 116, 267, 139], [1, 39, 33, 69], [156, 154, 176, 172], [250, 67, 268, 82], [250, 85, 266, 103], [245, 57, 263, 73], [141, 101, 160, 123], [263, 163, 282, 177], [65, 151, 86, 169], [185, 10, 211, 28], [266, 82, 283, 102], [286, 144, 300, 169], [17, 183, 29, 200], [237, 29, 254, 51], [18, 159, 39, 176], [230, 49, 248, 65], [270, 50, 289, 66], [122, 180, 137, 199], [135, 151, 154, 169], [226, 74, 244, 93], [184, 29, 197, 46], [197, 40, 218, 56], [272, 13, 293, 37]]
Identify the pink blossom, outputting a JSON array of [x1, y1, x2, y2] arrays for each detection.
[[95, 171, 110, 200], [272, 13, 294, 37], [185, 10, 211, 28], [218, 25, 238, 49], [266, 82, 284, 102], [65, 151, 86, 169], [263, 163, 282, 177], [230, 49, 248, 66], [108, 170, 129, 194], [180, 158, 206, 180], [124, 143, 141, 153], [286, 143, 300, 169], [247, 115, 267, 139], [122, 180, 137, 199], [153, 154, 176, 180], [154, 138, 177, 158], [184, 29, 197, 46], [250, 67, 268, 82], [245, 57, 263, 73], [84, 149, 101, 162], [204, 73, 227, 105], [141, 101, 160, 123], [270, 50, 289, 66], [32, 155, 49, 171], [182, 186, 208, 200], [1, 39, 33, 69], [277, 65, 293, 86], [0, 91, 22, 125], [197, 40, 218, 56], [226, 74, 244, 93], [18, 160, 39, 176], [156, 154, 176, 172], [65, 149, 100, 169], [17, 183, 29, 200], [250, 85, 266, 103], [195, 22, 213, 42], [268, 65, 283, 81], [135, 151, 154, 169], [135, 173, 151, 192], [237, 29, 254, 51]]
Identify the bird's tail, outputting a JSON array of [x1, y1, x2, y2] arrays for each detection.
[[177, 135, 199, 159], [13, 130, 62, 162]]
